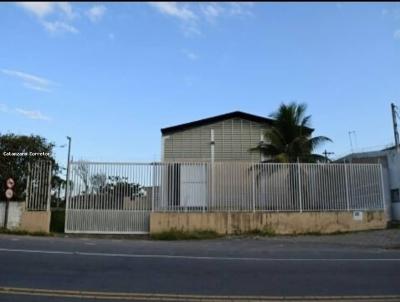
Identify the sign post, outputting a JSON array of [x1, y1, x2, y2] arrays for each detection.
[[4, 178, 15, 229]]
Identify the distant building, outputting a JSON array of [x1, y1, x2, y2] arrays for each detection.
[[161, 111, 278, 162], [336, 146, 400, 221], [159, 111, 316, 208]]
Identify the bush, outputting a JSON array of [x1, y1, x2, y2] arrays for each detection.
[[50, 210, 65, 233]]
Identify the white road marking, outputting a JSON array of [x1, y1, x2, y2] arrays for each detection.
[[0, 247, 399, 262]]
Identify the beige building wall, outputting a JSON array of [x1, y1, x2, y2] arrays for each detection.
[[163, 117, 268, 162]]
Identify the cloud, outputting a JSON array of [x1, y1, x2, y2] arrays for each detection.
[[149, 2, 196, 21], [17, 2, 75, 19], [200, 3, 223, 19], [22, 82, 52, 92], [86, 5, 107, 23], [0, 103, 51, 121], [182, 49, 198, 60], [0, 103, 9, 113], [148, 3, 254, 36], [16, 108, 51, 121], [41, 20, 78, 34], [394, 29, 400, 40], [228, 3, 254, 16], [17, 2, 55, 18], [2, 69, 54, 92], [57, 2, 75, 19], [16, 2, 78, 34]]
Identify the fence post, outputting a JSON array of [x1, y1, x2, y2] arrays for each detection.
[[297, 160, 302, 213], [344, 164, 350, 211], [25, 162, 31, 210], [379, 164, 386, 212], [210, 129, 215, 211], [252, 164, 256, 213], [64, 161, 71, 232], [46, 161, 52, 212], [151, 163, 155, 213]]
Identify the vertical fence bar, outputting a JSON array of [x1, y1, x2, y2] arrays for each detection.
[[151, 163, 155, 212], [297, 162, 302, 213], [344, 164, 350, 211], [252, 164, 256, 212], [25, 162, 31, 210], [46, 162, 52, 211], [379, 164, 386, 212]]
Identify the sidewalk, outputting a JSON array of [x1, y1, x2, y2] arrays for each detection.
[[255, 228, 400, 249]]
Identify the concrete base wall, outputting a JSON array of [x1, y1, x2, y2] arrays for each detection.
[[20, 211, 51, 233], [0, 201, 25, 230], [0, 201, 51, 233], [150, 211, 387, 235]]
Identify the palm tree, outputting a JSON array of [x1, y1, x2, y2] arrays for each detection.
[[251, 102, 332, 163]]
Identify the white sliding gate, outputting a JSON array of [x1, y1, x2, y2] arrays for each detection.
[[65, 161, 385, 234], [65, 162, 157, 234]]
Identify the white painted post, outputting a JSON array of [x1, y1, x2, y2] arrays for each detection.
[[344, 164, 350, 211], [297, 159, 303, 213], [64, 161, 71, 232], [210, 129, 215, 210], [46, 162, 52, 211], [151, 163, 155, 212], [252, 164, 256, 213], [379, 164, 386, 212], [25, 162, 31, 210]]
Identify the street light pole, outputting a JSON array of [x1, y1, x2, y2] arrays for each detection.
[[65, 136, 71, 206]]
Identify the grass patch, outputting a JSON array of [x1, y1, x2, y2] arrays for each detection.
[[0, 228, 52, 237], [151, 229, 221, 240], [50, 210, 65, 233]]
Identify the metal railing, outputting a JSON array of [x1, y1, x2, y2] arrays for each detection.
[[67, 161, 384, 213], [65, 162, 157, 233], [65, 161, 384, 233], [26, 161, 52, 211], [155, 162, 384, 212]]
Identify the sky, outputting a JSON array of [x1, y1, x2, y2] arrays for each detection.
[[1, 2, 400, 172]]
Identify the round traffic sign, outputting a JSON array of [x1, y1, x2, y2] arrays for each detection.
[[5, 189, 13, 199], [6, 178, 15, 189]]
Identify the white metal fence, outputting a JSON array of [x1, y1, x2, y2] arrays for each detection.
[[65, 161, 385, 234], [155, 162, 385, 212], [26, 161, 52, 211], [65, 162, 156, 233]]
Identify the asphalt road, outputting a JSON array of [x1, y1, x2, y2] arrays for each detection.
[[0, 234, 400, 301]]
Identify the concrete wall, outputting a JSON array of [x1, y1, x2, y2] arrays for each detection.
[[20, 211, 51, 233], [150, 211, 387, 235], [0, 201, 51, 233], [0, 201, 25, 230]]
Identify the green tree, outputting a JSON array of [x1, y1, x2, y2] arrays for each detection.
[[251, 102, 332, 163], [0, 133, 58, 201]]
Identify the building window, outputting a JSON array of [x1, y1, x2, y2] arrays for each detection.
[[391, 189, 400, 203]]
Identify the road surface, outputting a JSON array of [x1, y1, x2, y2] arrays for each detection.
[[0, 233, 399, 301]]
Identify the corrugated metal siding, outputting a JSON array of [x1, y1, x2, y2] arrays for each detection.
[[163, 118, 267, 162]]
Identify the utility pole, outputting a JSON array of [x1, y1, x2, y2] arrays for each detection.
[[391, 103, 400, 153], [348, 131, 354, 153], [323, 150, 334, 162], [65, 136, 72, 205]]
